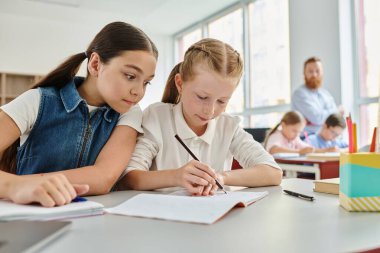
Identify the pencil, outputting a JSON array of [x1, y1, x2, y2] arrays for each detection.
[[174, 134, 227, 194], [304, 131, 310, 144]]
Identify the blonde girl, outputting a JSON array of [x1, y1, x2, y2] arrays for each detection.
[[119, 38, 282, 196]]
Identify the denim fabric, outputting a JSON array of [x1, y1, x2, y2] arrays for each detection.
[[16, 77, 119, 175]]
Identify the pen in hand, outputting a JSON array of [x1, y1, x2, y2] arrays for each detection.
[[174, 134, 227, 194], [283, 189, 314, 201]]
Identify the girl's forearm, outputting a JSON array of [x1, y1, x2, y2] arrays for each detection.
[[222, 165, 282, 187], [0, 171, 17, 199], [23, 166, 118, 195], [270, 146, 299, 154], [122, 169, 178, 190]]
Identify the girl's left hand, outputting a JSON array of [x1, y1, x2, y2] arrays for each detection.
[[199, 173, 225, 196]]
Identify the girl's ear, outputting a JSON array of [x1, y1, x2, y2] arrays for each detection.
[[174, 73, 183, 94], [87, 52, 101, 77], [280, 122, 286, 129]]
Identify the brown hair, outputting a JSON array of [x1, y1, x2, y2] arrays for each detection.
[[304, 56, 321, 71], [0, 21, 158, 173], [325, 113, 346, 128], [162, 38, 243, 104], [264, 111, 305, 148]]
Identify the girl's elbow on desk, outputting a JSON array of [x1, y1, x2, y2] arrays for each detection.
[[270, 168, 283, 186], [82, 168, 122, 195], [256, 165, 282, 186]]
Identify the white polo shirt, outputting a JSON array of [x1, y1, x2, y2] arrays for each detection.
[[125, 102, 281, 175]]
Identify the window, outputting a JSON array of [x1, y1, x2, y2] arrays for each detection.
[[355, 0, 380, 146], [248, 0, 290, 108], [208, 9, 244, 113], [360, 104, 378, 146], [174, 1, 290, 128], [175, 28, 202, 62], [250, 112, 282, 128]]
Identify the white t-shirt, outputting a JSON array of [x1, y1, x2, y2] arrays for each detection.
[[125, 102, 281, 176], [1, 89, 143, 146]]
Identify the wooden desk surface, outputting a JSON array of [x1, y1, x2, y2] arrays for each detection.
[[39, 179, 380, 253]]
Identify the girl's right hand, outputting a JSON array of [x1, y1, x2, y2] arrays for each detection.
[[326, 146, 339, 152], [299, 146, 315, 155], [8, 174, 89, 207], [174, 160, 217, 196]]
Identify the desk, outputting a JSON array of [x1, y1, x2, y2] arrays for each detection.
[[40, 179, 380, 253], [275, 157, 340, 179]]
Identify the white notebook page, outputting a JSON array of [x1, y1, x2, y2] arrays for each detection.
[[106, 191, 268, 224]]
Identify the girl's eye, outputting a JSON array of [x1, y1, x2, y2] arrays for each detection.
[[125, 74, 136, 80], [218, 100, 226, 104], [197, 95, 207, 100], [144, 81, 151, 86]]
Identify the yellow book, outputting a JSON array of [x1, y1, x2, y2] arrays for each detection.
[[313, 178, 340, 195], [306, 152, 340, 161]]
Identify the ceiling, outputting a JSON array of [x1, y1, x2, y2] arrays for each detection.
[[1, 0, 241, 35]]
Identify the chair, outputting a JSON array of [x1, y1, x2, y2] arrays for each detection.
[[231, 127, 270, 170], [243, 127, 270, 144]]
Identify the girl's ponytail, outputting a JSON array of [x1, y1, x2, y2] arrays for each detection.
[[161, 62, 182, 104], [32, 52, 87, 89], [263, 122, 281, 149]]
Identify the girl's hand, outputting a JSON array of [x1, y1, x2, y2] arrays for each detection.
[[200, 173, 225, 196], [326, 146, 339, 152], [174, 160, 217, 196], [299, 146, 315, 155], [8, 174, 89, 207]]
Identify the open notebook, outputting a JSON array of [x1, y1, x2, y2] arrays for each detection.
[[273, 153, 300, 158], [306, 152, 340, 161], [0, 199, 104, 221], [106, 191, 268, 225]]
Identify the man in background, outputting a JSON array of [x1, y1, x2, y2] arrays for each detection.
[[291, 57, 343, 135]]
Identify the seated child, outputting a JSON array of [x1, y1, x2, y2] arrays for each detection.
[[307, 113, 348, 150], [264, 111, 336, 155]]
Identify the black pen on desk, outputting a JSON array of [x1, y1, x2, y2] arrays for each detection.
[[174, 134, 227, 194], [283, 189, 314, 201]]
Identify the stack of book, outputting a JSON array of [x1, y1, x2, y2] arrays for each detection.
[[306, 152, 340, 161], [313, 178, 339, 195]]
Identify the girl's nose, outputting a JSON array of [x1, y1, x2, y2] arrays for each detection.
[[130, 83, 144, 97], [202, 102, 215, 116]]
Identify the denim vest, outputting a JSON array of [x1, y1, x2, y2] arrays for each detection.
[[16, 77, 120, 175]]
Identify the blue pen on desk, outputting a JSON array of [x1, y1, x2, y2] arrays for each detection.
[[72, 196, 87, 202], [283, 190, 314, 201]]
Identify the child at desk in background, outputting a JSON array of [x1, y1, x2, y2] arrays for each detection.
[[0, 22, 158, 207], [307, 113, 348, 150], [264, 111, 337, 155], [118, 38, 282, 196]]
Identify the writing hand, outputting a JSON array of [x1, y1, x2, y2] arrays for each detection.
[[174, 160, 217, 196]]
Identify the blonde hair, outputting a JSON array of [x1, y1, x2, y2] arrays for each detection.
[[162, 38, 243, 103], [264, 111, 305, 148]]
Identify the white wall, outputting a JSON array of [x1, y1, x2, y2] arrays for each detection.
[[0, 6, 173, 109], [289, 0, 343, 105]]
